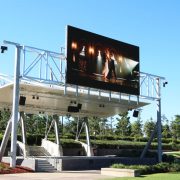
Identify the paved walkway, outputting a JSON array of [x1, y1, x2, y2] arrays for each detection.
[[0, 171, 113, 180]]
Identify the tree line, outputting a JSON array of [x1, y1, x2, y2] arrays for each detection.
[[0, 110, 179, 142]]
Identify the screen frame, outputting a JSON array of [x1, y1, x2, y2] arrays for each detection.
[[65, 25, 140, 95]]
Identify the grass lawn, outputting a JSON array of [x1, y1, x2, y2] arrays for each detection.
[[106, 173, 180, 180]]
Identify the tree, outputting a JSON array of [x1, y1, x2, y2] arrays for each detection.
[[88, 116, 101, 135], [131, 116, 143, 141], [107, 116, 116, 135], [116, 112, 131, 136], [99, 118, 109, 135], [0, 110, 11, 132], [171, 115, 180, 140], [162, 117, 171, 138], [143, 117, 156, 138], [63, 116, 80, 135], [25, 114, 49, 136]]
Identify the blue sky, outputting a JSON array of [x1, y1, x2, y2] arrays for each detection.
[[0, 0, 180, 122]]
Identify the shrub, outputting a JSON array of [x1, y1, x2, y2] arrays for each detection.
[[0, 162, 6, 170], [61, 139, 82, 148], [111, 163, 125, 169], [61, 133, 75, 139], [169, 163, 180, 172], [162, 154, 175, 163], [152, 163, 169, 173], [111, 162, 180, 175]]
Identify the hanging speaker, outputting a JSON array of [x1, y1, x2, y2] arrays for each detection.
[[77, 103, 82, 110], [67, 106, 79, 113], [19, 96, 26, 106], [133, 110, 139, 117]]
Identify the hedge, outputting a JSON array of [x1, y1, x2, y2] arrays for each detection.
[[0, 134, 179, 150], [111, 162, 180, 175]]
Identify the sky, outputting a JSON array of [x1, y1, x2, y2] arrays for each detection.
[[0, 0, 180, 123]]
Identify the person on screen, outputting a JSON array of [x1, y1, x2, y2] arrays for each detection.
[[102, 52, 109, 79], [107, 51, 117, 81]]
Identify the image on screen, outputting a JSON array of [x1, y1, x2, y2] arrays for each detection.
[[66, 25, 140, 95]]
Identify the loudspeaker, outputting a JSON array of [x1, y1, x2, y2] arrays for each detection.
[[77, 103, 82, 110], [67, 106, 79, 113], [19, 96, 26, 106], [1, 46, 8, 53], [133, 110, 139, 117]]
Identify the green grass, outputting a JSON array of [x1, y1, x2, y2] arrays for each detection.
[[106, 173, 180, 180]]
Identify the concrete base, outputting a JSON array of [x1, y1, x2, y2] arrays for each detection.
[[2, 157, 36, 170], [2, 156, 157, 172], [101, 168, 140, 177], [58, 156, 156, 171]]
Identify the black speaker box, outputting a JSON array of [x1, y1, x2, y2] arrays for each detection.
[[133, 110, 139, 117], [68, 106, 79, 113], [19, 96, 26, 106]]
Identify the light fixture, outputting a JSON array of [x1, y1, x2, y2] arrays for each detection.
[[1, 46, 8, 53], [71, 42, 77, 50], [89, 46, 94, 55], [163, 81, 168, 87]]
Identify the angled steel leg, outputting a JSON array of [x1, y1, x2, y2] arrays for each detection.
[[20, 112, 27, 145], [140, 123, 157, 159], [53, 115, 63, 156], [84, 117, 94, 157], [0, 118, 12, 161]]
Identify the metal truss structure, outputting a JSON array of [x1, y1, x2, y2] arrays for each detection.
[[0, 41, 166, 168], [0, 41, 165, 101]]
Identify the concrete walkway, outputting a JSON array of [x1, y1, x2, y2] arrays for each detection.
[[0, 171, 114, 180]]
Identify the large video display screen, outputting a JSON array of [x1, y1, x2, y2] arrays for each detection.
[[66, 25, 140, 95]]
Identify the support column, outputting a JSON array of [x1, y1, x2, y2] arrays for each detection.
[[10, 45, 21, 167], [157, 78, 162, 162]]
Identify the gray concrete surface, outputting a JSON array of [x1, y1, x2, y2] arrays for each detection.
[[0, 171, 113, 180]]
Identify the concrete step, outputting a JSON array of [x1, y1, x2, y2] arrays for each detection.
[[29, 146, 51, 156], [36, 159, 57, 172]]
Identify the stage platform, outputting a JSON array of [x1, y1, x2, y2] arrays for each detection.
[[0, 81, 147, 117], [2, 156, 157, 171]]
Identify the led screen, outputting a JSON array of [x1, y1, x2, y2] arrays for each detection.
[[66, 25, 140, 95]]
